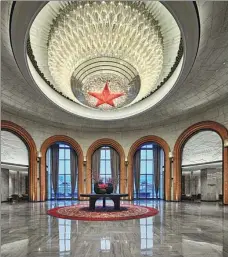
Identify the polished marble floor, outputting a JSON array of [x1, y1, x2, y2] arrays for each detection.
[[1, 200, 228, 257]]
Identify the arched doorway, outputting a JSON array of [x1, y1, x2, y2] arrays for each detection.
[[40, 135, 83, 201], [128, 136, 171, 201], [181, 131, 223, 202], [173, 121, 228, 204], [86, 138, 125, 194], [1, 120, 37, 201]]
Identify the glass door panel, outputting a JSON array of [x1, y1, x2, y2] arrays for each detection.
[[47, 143, 78, 200], [134, 143, 164, 199]]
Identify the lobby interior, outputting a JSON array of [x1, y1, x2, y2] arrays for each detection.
[[1, 1, 228, 257]]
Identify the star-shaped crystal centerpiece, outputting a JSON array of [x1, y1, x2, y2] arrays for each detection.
[[88, 81, 125, 107]]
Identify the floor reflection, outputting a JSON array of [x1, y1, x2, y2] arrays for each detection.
[[59, 219, 71, 253], [140, 217, 153, 256], [1, 200, 228, 257], [100, 237, 111, 252]]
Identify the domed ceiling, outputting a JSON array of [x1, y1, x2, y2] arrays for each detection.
[[5, 0, 221, 131], [27, 1, 183, 114]]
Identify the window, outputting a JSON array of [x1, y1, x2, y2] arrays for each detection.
[[134, 143, 164, 199], [100, 146, 112, 184], [47, 149, 54, 200], [91, 146, 120, 193], [58, 144, 72, 198], [47, 143, 78, 200]]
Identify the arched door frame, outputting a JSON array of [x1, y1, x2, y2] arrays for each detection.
[[40, 135, 83, 201], [1, 120, 37, 201], [173, 121, 228, 204], [86, 138, 125, 195], [128, 135, 171, 201]]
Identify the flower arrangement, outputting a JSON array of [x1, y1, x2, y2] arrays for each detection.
[[97, 183, 107, 189], [92, 170, 117, 194]]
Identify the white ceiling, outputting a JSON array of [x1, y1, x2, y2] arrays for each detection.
[[1, 1, 228, 131], [182, 131, 222, 166], [1, 131, 29, 166]]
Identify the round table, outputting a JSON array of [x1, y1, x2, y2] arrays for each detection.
[[80, 193, 128, 210]]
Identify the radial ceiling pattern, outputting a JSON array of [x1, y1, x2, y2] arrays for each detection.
[[28, 1, 182, 113], [2, 1, 228, 130]]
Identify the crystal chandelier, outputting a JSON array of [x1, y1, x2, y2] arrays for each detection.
[[29, 1, 182, 110], [46, 1, 163, 108]]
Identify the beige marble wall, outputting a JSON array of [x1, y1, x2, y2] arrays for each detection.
[[2, 99, 228, 157], [2, 98, 228, 201]]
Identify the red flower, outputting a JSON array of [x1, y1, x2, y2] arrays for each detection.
[[98, 183, 108, 189]]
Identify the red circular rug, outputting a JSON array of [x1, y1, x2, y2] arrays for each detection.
[[47, 204, 159, 221]]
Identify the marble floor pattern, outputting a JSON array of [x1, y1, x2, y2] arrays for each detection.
[[1, 200, 228, 257]]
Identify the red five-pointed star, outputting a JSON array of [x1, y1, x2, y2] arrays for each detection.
[[88, 81, 124, 107]]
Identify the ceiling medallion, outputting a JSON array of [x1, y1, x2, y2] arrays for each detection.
[[88, 81, 124, 107]]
